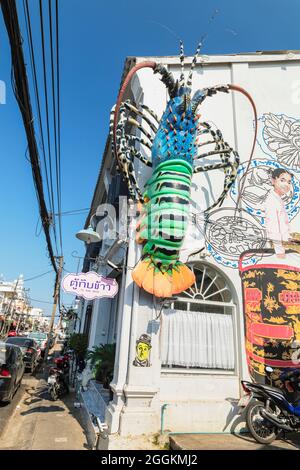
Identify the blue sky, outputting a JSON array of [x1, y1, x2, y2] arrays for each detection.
[[0, 0, 299, 317]]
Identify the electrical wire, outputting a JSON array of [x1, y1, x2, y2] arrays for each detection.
[[55, 0, 63, 256], [1, 0, 58, 274], [38, 0, 59, 256], [48, 0, 63, 256], [22, 0, 54, 217], [23, 270, 54, 282], [27, 297, 54, 304], [54, 208, 89, 216]]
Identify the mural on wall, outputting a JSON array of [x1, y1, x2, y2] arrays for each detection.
[[206, 114, 300, 269], [133, 334, 152, 367], [111, 41, 257, 297], [230, 112, 300, 384], [230, 159, 300, 225], [240, 250, 300, 387], [259, 113, 300, 171], [198, 207, 267, 269]]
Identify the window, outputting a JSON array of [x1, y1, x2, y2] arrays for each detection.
[[161, 264, 236, 372]]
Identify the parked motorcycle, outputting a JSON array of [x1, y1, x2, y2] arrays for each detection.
[[239, 366, 300, 444], [47, 354, 70, 401]]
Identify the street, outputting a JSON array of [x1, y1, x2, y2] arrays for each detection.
[[0, 347, 88, 450]]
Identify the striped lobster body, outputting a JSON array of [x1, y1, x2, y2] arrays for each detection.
[[134, 159, 195, 297], [132, 91, 199, 296]]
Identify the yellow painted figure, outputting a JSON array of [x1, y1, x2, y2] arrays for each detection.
[[133, 334, 152, 367]]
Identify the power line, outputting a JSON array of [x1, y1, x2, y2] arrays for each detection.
[[48, 0, 63, 255], [27, 297, 54, 305], [55, 0, 63, 256], [55, 208, 89, 216], [1, 0, 58, 274], [22, 0, 53, 217], [23, 270, 53, 282], [38, 0, 59, 255]]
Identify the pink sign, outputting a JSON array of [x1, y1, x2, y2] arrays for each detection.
[[62, 272, 118, 300]]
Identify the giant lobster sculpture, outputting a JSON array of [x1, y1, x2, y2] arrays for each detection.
[[111, 42, 257, 298]]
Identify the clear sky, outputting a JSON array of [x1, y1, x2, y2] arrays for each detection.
[[0, 0, 299, 317]]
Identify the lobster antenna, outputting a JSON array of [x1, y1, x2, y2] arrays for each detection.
[[186, 40, 203, 87], [179, 40, 185, 87], [187, 9, 219, 87]]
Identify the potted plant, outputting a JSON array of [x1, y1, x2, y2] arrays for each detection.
[[87, 343, 116, 395], [69, 333, 88, 372]]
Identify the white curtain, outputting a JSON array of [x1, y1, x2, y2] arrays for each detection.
[[161, 309, 235, 370]]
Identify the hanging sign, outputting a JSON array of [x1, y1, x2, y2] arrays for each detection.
[[62, 271, 118, 300]]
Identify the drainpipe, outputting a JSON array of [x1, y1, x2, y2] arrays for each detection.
[[161, 403, 169, 435]]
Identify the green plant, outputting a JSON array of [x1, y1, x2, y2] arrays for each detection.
[[87, 343, 116, 388], [69, 333, 88, 361]]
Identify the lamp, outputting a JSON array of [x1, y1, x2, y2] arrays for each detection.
[[75, 214, 101, 244], [75, 225, 101, 244]]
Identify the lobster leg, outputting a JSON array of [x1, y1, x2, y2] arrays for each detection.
[[194, 148, 232, 159], [110, 101, 157, 201], [110, 105, 144, 201], [123, 101, 158, 135], [140, 104, 160, 125], [194, 162, 233, 173], [191, 85, 230, 111], [194, 117, 240, 211], [194, 159, 238, 211]]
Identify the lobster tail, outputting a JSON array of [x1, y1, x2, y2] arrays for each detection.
[[132, 259, 195, 298]]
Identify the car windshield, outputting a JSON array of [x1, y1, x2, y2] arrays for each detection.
[[5, 337, 32, 347], [28, 333, 47, 340]]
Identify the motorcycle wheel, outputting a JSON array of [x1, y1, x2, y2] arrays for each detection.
[[246, 400, 278, 444]]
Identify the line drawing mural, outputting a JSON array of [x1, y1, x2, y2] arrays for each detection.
[[230, 159, 300, 224], [195, 208, 267, 269], [258, 113, 300, 171]]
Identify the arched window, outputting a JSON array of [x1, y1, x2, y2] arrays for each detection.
[[161, 263, 236, 372], [172, 264, 233, 314]]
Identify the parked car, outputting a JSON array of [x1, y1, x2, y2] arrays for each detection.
[[26, 332, 48, 357], [7, 331, 17, 337], [0, 341, 25, 403], [5, 337, 41, 373]]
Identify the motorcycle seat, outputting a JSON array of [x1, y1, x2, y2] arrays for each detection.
[[260, 384, 284, 394], [262, 384, 300, 406]]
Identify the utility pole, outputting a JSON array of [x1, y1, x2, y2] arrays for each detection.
[[44, 256, 63, 363]]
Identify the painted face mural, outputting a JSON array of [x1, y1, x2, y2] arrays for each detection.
[[230, 159, 300, 225], [133, 334, 152, 367], [272, 172, 292, 197]]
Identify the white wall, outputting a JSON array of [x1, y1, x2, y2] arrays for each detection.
[[107, 52, 300, 434]]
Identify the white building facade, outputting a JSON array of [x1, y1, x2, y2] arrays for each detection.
[[76, 50, 300, 439]]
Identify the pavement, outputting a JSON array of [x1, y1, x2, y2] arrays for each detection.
[[0, 384, 26, 438], [169, 432, 300, 450], [0, 344, 89, 450]]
